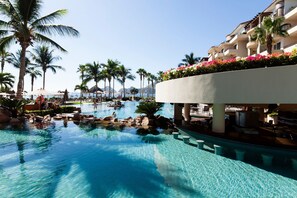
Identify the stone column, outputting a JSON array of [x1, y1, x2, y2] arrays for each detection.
[[184, 103, 191, 122], [174, 103, 183, 125], [212, 103, 225, 133]]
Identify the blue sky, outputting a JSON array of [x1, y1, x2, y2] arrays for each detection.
[[7, 0, 271, 92]]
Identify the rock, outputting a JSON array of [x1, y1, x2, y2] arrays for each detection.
[[10, 118, 22, 126], [73, 113, 81, 121], [103, 116, 113, 121], [0, 111, 10, 123]]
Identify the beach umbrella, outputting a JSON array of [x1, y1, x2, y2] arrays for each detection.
[[29, 88, 55, 96]]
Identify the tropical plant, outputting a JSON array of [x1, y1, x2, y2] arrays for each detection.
[[31, 45, 64, 89], [0, 98, 29, 118], [84, 61, 102, 98], [157, 71, 164, 83], [252, 16, 289, 54], [136, 68, 146, 98], [77, 64, 86, 84], [102, 59, 120, 98], [74, 83, 88, 99], [26, 66, 41, 95], [150, 74, 157, 97], [0, 48, 11, 73], [0, 0, 79, 99], [0, 72, 14, 91], [130, 87, 138, 98], [117, 65, 135, 98], [146, 72, 152, 98], [7, 50, 30, 70], [180, 52, 200, 66], [135, 101, 163, 119]]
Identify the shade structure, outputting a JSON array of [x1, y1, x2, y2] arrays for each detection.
[[88, 86, 103, 93]]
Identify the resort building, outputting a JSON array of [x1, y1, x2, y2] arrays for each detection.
[[208, 0, 297, 61], [156, 0, 297, 134]]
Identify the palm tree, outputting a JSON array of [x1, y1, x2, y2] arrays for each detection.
[[26, 66, 41, 93], [0, 48, 11, 73], [180, 52, 200, 66], [0, 0, 79, 99], [150, 74, 157, 97], [100, 69, 109, 99], [102, 59, 120, 99], [77, 64, 86, 84], [252, 16, 289, 54], [84, 62, 101, 98], [156, 71, 164, 83], [31, 46, 64, 89], [7, 50, 30, 70], [136, 68, 146, 98], [0, 73, 14, 91], [74, 83, 88, 102], [117, 65, 135, 98], [146, 72, 152, 98]]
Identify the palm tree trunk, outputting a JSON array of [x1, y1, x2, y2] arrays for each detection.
[[95, 82, 98, 98], [147, 79, 149, 98], [16, 43, 28, 99], [1, 57, 4, 73], [104, 79, 106, 98], [139, 75, 142, 98], [108, 79, 111, 98], [267, 34, 273, 54], [112, 78, 115, 98], [123, 83, 125, 98], [142, 77, 145, 98], [43, 70, 46, 89], [31, 76, 34, 100]]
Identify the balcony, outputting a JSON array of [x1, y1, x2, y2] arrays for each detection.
[[229, 34, 248, 44], [288, 25, 297, 36], [246, 41, 257, 49], [214, 52, 224, 59], [224, 49, 238, 57], [285, 6, 297, 21]]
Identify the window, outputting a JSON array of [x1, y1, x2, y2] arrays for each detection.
[[273, 42, 281, 50]]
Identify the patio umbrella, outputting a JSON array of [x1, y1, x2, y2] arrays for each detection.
[[29, 88, 55, 96]]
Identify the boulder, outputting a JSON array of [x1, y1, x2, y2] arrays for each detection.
[[0, 112, 10, 123], [103, 116, 113, 121], [10, 118, 22, 126], [72, 113, 81, 121]]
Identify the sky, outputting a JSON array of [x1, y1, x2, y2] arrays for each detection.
[[6, 0, 272, 93]]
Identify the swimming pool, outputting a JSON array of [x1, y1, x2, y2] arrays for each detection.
[[0, 102, 297, 197]]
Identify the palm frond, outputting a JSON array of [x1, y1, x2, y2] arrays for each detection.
[[0, 35, 15, 50], [31, 9, 67, 26], [16, 0, 42, 23], [35, 24, 79, 37], [34, 33, 67, 52]]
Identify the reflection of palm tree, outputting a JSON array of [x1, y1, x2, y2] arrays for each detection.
[[16, 139, 25, 164], [117, 65, 135, 98], [0, 0, 79, 99], [31, 46, 64, 89], [252, 16, 289, 54]]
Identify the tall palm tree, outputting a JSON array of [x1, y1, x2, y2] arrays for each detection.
[[77, 64, 86, 84], [0, 73, 14, 91], [0, 0, 79, 99], [26, 66, 41, 92], [117, 65, 135, 98], [0, 48, 11, 73], [31, 45, 64, 89], [84, 61, 101, 98], [180, 52, 200, 66], [100, 69, 109, 98], [150, 74, 157, 97], [102, 59, 120, 99], [136, 68, 146, 98], [252, 16, 289, 54], [146, 72, 152, 98]]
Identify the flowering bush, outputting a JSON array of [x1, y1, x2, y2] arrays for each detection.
[[162, 51, 297, 81]]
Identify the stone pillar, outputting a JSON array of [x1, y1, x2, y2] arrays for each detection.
[[174, 103, 183, 125], [212, 103, 225, 133], [184, 103, 191, 122]]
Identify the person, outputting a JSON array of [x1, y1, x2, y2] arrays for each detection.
[[93, 99, 97, 109]]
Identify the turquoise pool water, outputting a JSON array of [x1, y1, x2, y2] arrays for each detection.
[[0, 102, 297, 197]]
